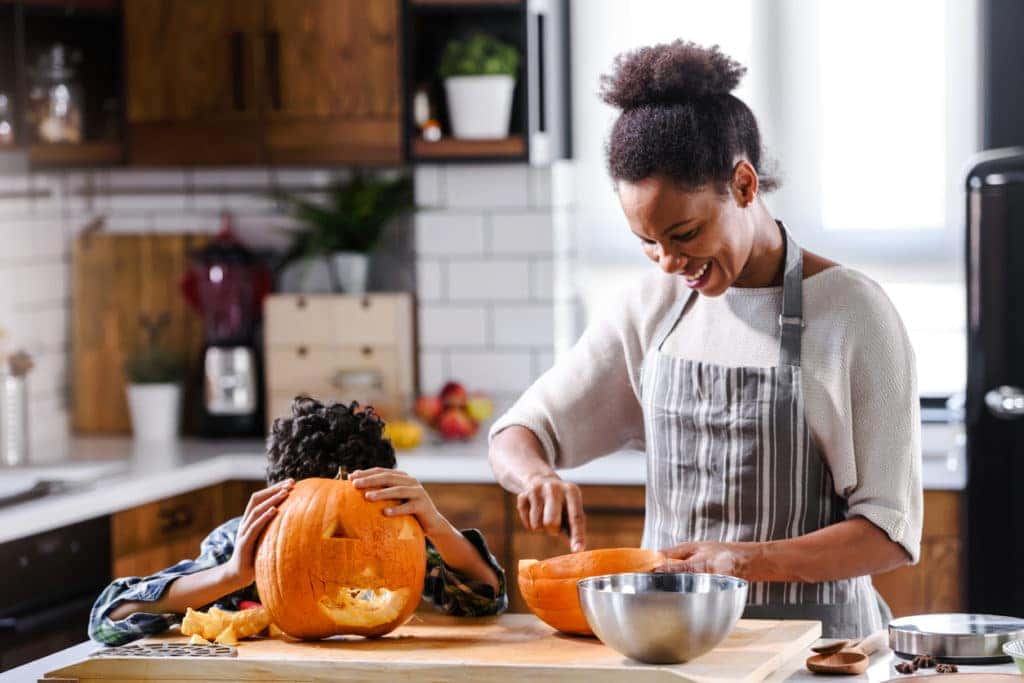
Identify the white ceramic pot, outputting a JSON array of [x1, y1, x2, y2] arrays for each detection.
[[126, 383, 181, 441], [330, 251, 370, 295], [443, 75, 516, 139]]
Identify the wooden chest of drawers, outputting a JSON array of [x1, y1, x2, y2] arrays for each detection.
[[264, 293, 416, 425]]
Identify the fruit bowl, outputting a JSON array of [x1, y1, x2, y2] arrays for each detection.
[[415, 381, 494, 441]]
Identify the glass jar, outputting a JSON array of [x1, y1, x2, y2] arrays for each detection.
[[27, 44, 83, 144], [0, 93, 14, 146]]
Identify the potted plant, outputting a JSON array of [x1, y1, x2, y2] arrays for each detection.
[[439, 33, 520, 140], [274, 172, 414, 295], [124, 313, 184, 441]]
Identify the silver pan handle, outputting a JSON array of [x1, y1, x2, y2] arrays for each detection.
[[985, 385, 1024, 419]]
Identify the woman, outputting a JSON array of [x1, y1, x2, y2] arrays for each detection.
[[487, 41, 921, 637]]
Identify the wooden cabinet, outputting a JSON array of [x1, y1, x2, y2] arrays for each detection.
[[123, 0, 402, 165], [263, 0, 401, 163], [124, 0, 264, 165], [108, 480, 964, 620], [872, 491, 964, 617], [110, 480, 262, 578]]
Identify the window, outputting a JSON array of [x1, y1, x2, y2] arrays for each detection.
[[564, 0, 980, 397]]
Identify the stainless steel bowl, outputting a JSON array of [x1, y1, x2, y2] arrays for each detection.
[[577, 572, 748, 664]]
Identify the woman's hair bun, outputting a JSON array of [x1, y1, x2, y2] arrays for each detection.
[[600, 40, 746, 110]]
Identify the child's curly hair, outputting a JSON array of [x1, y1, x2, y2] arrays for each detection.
[[265, 396, 396, 484], [600, 40, 779, 193]]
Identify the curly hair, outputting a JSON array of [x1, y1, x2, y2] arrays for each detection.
[[600, 40, 780, 193], [265, 396, 396, 484]]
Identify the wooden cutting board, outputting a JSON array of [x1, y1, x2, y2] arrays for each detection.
[[42, 613, 821, 683], [71, 231, 208, 434]]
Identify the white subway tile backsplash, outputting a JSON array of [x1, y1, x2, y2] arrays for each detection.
[[0, 222, 34, 262], [150, 212, 212, 233], [534, 350, 555, 376], [416, 260, 444, 301], [418, 305, 488, 347], [28, 350, 67, 399], [415, 211, 485, 256], [108, 169, 188, 191], [11, 263, 67, 306], [418, 350, 446, 395], [528, 167, 553, 208], [191, 169, 270, 188], [0, 198, 35, 217], [447, 260, 530, 301], [490, 212, 554, 254], [530, 259, 554, 300], [108, 193, 189, 213], [10, 306, 67, 352], [30, 219, 67, 261], [271, 168, 341, 188], [491, 305, 555, 347], [414, 166, 444, 208], [445, 165, 530, 209], [450, 351, 533, 394]]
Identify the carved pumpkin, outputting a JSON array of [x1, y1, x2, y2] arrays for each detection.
[[254, 477, 426, 640], [518, 548, 664, 635]]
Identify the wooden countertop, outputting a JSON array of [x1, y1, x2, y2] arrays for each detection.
[[43, 613, 821, 683]]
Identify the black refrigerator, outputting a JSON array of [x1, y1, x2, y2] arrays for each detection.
[[965, 147, 1024, 616]]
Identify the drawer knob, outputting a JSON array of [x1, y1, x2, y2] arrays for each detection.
[[361, 296, 371, 309], [158, 504, 195, 534], [297, 346, 308, 357], [296, 296, 307, 309], [362, 346, 373, 357]]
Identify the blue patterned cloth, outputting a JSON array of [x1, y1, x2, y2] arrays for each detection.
[[89, 516, 506, 646]]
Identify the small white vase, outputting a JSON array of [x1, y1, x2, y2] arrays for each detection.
[[330, 252, 370, 295], [127, 383, 181, 441], [444, 75, 516, 139]]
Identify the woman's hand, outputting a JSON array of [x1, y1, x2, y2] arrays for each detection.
[[658, 541, 759, 578], [516, 474, 587, 552], [350, 468, 446, 536], [224, 479, 293, 588]]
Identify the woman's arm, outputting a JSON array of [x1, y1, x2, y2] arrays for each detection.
[[489, 426, 587, 552], [660, 517, 910, 582]]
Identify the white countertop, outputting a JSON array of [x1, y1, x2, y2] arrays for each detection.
[[3, 638, 1018, 683], [0, 422, 965, 546]]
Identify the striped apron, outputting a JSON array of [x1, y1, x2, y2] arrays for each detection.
[[639, 224, 886, 638]]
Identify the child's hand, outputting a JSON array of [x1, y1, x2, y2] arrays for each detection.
[[224, 479, 293, 588], [350, 468, 446, 536]]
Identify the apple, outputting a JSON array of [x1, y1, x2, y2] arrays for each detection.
[[439, 381, 468, 409], [465, 394, 494, 423], [238, 600, 262, 611], [414, 395, 443, 425], [436, 407, 478, 440]]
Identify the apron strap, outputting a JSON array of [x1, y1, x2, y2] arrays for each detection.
[[651, 221, 804, 364], [778, 221, 805, 367]]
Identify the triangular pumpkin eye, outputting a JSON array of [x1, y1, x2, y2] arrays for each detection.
[[324, 519, 355, 539]]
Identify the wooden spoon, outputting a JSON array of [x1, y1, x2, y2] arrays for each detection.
[[806, 630, 889, 675]]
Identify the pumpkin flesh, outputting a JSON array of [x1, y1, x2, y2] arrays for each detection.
[[255, 478, 426, 640], [518, 548, 664, 636]]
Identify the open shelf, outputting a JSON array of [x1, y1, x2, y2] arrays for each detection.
[[28, 140, 121, 166], [412, 134, 525, 160]]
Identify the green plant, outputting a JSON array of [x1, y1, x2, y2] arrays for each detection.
[[438, 33, 519, 78], [275, 172, 414, 263], [124, 312, 184, 384]]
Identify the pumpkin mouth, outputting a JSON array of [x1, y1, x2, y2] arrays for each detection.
[[318, 585, 411, 628]]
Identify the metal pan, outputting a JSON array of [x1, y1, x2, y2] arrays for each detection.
[[889, 614, 1024, 664]]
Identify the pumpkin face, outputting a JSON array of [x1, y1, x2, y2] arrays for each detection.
[[518, 548, 664, 636], [254, 477, 426, 640]]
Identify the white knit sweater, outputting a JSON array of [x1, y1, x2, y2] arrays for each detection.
[[490, 266, 923, 562]]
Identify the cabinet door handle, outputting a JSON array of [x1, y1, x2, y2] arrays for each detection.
[[265, 30, 282, 111], [230, 31, 246, 110], [157, 504, 195, 534]]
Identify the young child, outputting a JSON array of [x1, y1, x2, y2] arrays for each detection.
[[89, 396, 506, 646]]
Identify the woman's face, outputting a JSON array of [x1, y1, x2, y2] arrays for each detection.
[[618, 174, 755, 297]]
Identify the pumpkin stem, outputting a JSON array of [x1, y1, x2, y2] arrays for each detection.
[[335, 466, 349, 481]]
